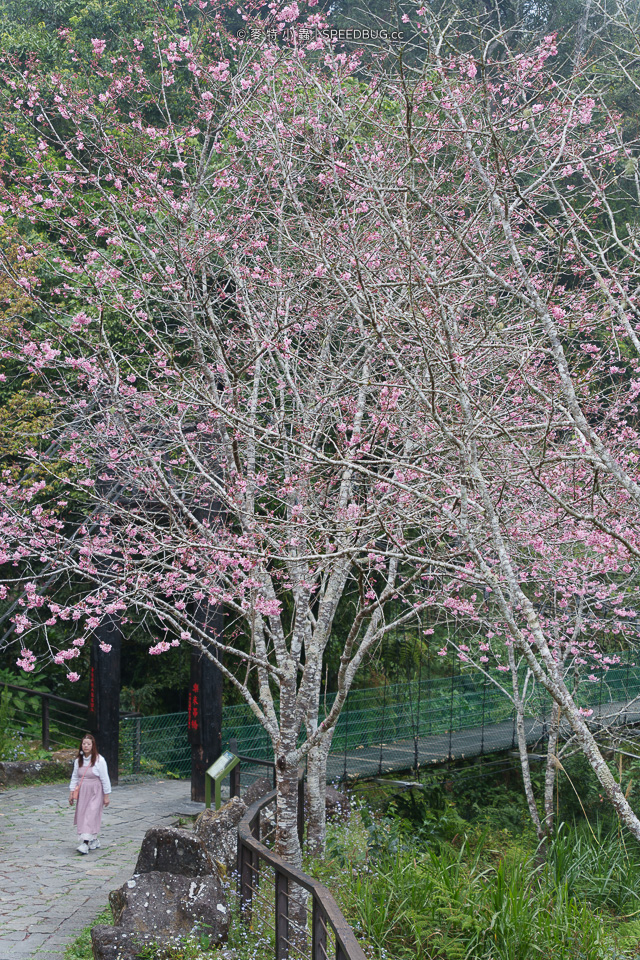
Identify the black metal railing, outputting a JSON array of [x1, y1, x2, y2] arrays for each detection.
[[237, 789, 366, 960], [3, 683, 88, 750]]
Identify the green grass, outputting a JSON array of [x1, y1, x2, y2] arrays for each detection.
[[63, 909, 112, 960], [306, 777, 640, 960]]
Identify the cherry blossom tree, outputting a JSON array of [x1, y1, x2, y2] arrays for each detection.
[[313, 21, 640, 840], [0, 3, 438, 864], [2, 0, 640, 857]]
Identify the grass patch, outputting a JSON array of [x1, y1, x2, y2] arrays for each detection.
[[306, 775, 640, 960], [63, 909, 112, 960]]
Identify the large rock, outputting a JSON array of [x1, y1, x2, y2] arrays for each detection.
[[91, 927, 238, 960], [195, 796, 246, 877], [325, 785, 350, 822], [302, 784, 350, 823], [134, 827, 215, 878], [108, 871, 229, 943], [0, 758, 73, 787], [91, 925, 239, 960], [91, 926, 154, 960], [242, 776, 273, 808]]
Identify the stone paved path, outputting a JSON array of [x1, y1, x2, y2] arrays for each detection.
[[0, 778, 205, 960]]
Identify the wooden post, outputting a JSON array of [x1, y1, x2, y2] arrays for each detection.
[[134, 715, 141, 774], [89, 616, 122, 784], [41, 696, 50, 751], [189, 604, 224, 802], [230, 737, 241, 798], [275, 869, 289, 960], [312, 901, 327, 960]]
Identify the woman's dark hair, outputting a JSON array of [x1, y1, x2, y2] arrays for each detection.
[[77, 733, 99, 766]]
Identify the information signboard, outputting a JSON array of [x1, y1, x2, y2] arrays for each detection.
[[205, 749, 240, 809]]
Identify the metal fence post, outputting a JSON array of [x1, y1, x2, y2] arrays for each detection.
[[239, 837, 254, 922], [41, 696, 50, 751], [599, 669, 603, 725], [275, 869, 289, 959], [415, 650, 423, 772], [297, 773, 305, 848], [448, 648, 455, 761], [343, 693, 349, 781], [134, 715, 141, 774], [379, 675, 387, 775], [480, 674, 486, 757], [250, 809, 260, 896], [625, 659, 631, 724]]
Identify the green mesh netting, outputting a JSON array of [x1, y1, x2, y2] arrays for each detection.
[[119, 663, 640, 780]]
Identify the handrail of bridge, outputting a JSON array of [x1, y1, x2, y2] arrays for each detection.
[[237, 788, 367, 960]]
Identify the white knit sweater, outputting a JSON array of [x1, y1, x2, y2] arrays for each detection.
[[69, 755, 112, 794]]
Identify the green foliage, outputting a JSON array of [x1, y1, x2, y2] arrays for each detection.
[[63, 908, 111, 960], [0, 673, 54, 760], [120, 684, 160, 715], [0, 684, 11, 757], [315, 810, 623, 960], [314, 766, 640, 960], [0, 0, 160, 61], [0, 670, 42, 734], [546, 820, 640, 915], [386, 781, 469, 847]]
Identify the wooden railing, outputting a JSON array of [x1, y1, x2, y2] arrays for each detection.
[[3, 683, 87, 750], [237, 789, 367, 960]]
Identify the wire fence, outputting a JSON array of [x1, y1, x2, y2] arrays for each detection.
[[120, 661, 640, 780]]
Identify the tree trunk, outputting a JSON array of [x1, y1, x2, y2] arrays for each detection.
[[563, 701, 640, 840], [305, 736, 333, 857], [275, 747, 307, 948], [508, 651, 544, 841], [514, 701, 544, 841], [543, 703, 561, 839]]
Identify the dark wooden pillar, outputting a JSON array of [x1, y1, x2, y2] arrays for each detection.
[[188, 603, 224, 802], [88, 615, 122, 785]]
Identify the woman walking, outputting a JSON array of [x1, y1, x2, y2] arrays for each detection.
[[69, 734, 111, 854]]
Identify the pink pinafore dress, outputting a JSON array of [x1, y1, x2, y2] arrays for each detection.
[[74, 762, 104, 837]]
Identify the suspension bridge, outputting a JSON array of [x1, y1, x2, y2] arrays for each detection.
[[118, 662, 640, 783]]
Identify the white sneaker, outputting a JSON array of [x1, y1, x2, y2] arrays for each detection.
[[77, 841, 89, 855], [88, 839, 100, 850]]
